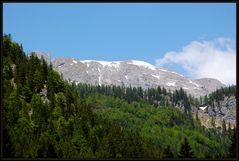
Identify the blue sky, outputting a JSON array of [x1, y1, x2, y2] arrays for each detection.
[[3, 3, 236, 84]]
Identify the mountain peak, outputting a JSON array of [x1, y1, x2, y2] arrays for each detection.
[[48, 56, 225, 97], [35, 53, 225, 97]]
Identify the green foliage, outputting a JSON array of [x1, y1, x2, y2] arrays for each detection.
[[2, 34, 235, 159], [163, 146, 174, 158], [207, 86, 236, 104], [228, 127, 236, 158], [179, 138, 195, 158]]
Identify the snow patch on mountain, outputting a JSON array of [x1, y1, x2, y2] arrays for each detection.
[[99, 75, 102, 85], [73, 60, 78, 64], [189, 80, 200, 87], [199, 106, 208, 111], [152, 74, 160, 79], [82, 60, 92, 63], [82, 60, 120, 68], [159, 68, 167, 72], [167, 82, 176, 87], [98, 61, 120, 68], [171, 71, 184, 77], [128, 60, 156, 70]]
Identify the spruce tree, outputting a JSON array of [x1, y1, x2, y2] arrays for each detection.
[[222, 119, 227, 134], [179, 138, 194, 158], [33, 69, 43, 92], [163, 145, 173, 158], [228, 127, 236, 158]]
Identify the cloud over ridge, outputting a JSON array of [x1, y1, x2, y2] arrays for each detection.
[[156, 38, 236, 85]]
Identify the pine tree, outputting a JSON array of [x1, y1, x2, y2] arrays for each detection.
[[196, 111, 199, 122], [33, 69, 43, 92], [30, 93, 48, 131], [228, 127, 236, 158], [47, 143, 57, 158], [179, 138, 194, 158], [222, 119, 227, 134], [163, 145, 173, 158], [199, 96, 203, 105], [41, 58, 48, 83], [204, 95, 208, 105]]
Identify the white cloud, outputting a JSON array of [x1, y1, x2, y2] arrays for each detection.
[[156, 38, 236, 85]]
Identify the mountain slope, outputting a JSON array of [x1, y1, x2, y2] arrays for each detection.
[[194, 78, 226, 94], [53, 58, 225, 97], [32, 52, 225, 98]]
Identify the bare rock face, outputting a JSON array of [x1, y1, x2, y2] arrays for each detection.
[[49, 57, 225, 98], [196, 96, 236, 128]]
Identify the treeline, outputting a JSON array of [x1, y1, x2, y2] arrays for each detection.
[[75, 83, 195, 116], [76, 82, 236, 108], [204, 85, 236, 105], [2, 34, 236, 159]]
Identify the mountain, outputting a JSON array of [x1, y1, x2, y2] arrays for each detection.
[[34, 55, 224, 98], [33, 52, 235, 127], [32, 51, 226, 98], [33, 52, 235, 126], [4, 35, 236, 159]]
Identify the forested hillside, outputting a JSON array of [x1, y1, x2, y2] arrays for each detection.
[[2, 34, 236, 159]]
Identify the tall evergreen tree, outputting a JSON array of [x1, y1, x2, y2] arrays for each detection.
[[179, 138, 194, 158], [228, 127, 236, 158], [163, 145, 173, 158], [222, 119, 227, 134]]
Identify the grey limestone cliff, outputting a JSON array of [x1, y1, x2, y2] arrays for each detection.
[[51, 57, 225, 98]]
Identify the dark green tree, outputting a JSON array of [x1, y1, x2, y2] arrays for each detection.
[[228, 127, 236, 158], [163, 145, 173, 158], [179, 138, 194, 158], [222, 119, 227, 134], [33, 69, 43, 92]]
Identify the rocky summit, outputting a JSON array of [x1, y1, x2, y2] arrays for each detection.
[[33, 51, 225, 98]]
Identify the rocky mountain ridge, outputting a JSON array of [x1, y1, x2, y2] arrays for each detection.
[[32, 51, 226, 98]]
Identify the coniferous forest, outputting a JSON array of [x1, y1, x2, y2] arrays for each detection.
[[2, 34, 237, 159]]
